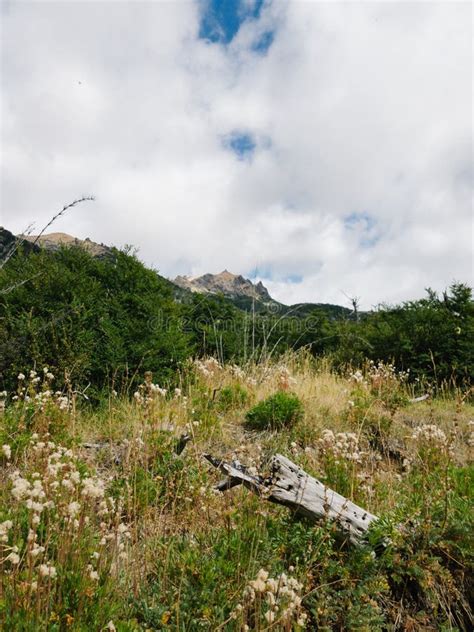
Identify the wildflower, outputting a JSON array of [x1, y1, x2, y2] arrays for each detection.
[[26, 500, 44, 513], [412, 424, 447, 445], [2, 444, 11, 460], [82, 477, 105, 500], [0, 520, 13, 543], [18, 373, 25, 380], [89, 568, 99, 581], [106, 622, 116, 631], [6, 552, 20, 564], [29, 544, 45, 558], [27, 530, 37, 543], [70, 471, 81, 484], [39, 563, 57, 578], [67, 501, 81, 517], [11, 475, 31, 500]]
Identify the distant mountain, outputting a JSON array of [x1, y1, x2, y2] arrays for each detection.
[[173, 270, 352, 319], [1, 227, 352, 320], [174, 270, 272, 303], [22, 232, 113, 260]]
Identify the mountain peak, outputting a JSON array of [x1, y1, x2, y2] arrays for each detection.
[[22, 232, 112, 259], [173, 271, 272, 302]]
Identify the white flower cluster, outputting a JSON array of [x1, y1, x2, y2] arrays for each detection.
[[230, 364, 245, 380], [3, 434, 131, 587], [0, 390, 7, 413], [2, 444, 11, 460], [467, 421, 474, 448], [233, 568, 307, 627], [350, 370, 366, 384], [411, 424, 448, 447], [349, 361, 409, 389], [133, 372, 167, 406], [38, 562, 57, 578], [6, 548, 20, 565], [0, 519, 13, 543], [319, 429, 364, 463], [194, 357, 222, 378], [369, 360, 409, 383], [11, 367, 71, 412]]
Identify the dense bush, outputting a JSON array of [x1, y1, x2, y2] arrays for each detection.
[[0, 241, 472, 394], [0, 246, 191, 395], [333, 283, 474, 384], [245, 391, 304, 431]]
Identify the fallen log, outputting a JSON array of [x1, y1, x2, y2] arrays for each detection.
[[204, 453, 378, 545]]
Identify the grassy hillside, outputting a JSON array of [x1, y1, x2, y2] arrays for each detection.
[[0, 354, 472, 630]]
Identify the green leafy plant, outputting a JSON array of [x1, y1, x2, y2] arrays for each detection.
[[245, 391, 304, 431], [217, 384, 250, 412]]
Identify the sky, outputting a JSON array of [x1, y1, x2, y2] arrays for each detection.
[[1, 0, 472, 309]]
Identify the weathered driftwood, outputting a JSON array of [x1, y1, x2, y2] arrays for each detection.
[[204, 453, 378, 545]]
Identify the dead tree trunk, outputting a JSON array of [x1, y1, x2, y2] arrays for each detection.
[[204, 453, 378, 545]]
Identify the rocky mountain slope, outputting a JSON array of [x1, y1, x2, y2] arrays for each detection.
[[22, 232, 112, 260], [174, 270, 272, 302]]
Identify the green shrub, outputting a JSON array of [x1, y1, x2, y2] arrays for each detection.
[[245, 391, 303, 431], [217, 384, 249, 411]]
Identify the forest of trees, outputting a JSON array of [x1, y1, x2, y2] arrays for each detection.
[[0, 244, 472, 396]]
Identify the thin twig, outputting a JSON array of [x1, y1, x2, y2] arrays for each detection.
[[29, 196, 95, 248]]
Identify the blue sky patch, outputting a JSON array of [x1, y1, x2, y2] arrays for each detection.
[[344, 212, 380, 248], [223, 131, 256, 159], [199, 0, 265, 44], [344, 212, 376, 230], [248, 265, 273, 281], [252, 30, 274, 54]]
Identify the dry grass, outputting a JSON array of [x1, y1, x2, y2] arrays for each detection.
[[1, 353, 472, 630]]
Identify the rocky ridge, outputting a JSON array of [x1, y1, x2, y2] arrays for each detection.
[[22, 232, 113, 260], [174, 270, 272, 302]]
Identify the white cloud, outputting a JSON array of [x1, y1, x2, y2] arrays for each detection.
[[1, 0, 472, 309]]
